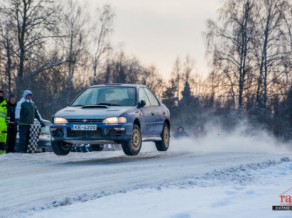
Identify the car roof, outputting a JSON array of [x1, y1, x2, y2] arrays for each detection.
[[89, 83, 147, 88]]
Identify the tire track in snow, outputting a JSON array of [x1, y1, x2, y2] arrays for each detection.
[[176, 157, 292, 187], [12, 156, 292, 217]]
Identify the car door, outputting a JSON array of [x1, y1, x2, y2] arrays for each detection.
[[138, 88, 152, 137], [144, 88, 164, 137]]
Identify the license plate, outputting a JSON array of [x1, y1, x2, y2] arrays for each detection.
[[72, 125, 97, 131]]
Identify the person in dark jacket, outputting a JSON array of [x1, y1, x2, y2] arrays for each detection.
[[6, 94, 17, 153], [173, 126, 189, 139], [15, 90, 45, 153]]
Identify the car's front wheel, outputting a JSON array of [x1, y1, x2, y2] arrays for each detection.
[[122, 125, 142, 156], [52, 141, 71, 156], [155, 124, 170, 151]]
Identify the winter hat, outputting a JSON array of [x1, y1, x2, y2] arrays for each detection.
[[23, 90, 32, 98], [9, 94, 16, 99]]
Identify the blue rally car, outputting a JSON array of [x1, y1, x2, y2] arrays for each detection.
[[51, 84, 170, 156]]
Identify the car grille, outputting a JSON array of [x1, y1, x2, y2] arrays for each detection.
[[67, 119, 103, 124], [67, 128, 103, 138]]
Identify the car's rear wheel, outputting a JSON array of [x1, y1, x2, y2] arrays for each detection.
[[122, 125, 142, 156], [155, 124, 170, 151], [52, 141, 71, 156], [91, 144, 104, 151]]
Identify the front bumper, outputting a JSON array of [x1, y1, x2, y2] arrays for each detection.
[[50, 123, 133, 144]]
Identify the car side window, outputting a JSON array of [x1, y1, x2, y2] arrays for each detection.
[[138, 88, 150, 106], [144, 88, 160, 106]]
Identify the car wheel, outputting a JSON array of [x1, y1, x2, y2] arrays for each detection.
[[91, 144, 104, 151], [51, 141, 71, 156], [155, 124, 170, 151], [122, 125, 142, 156]]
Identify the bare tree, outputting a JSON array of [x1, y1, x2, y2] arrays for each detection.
[[0, 0, 63, 96], [206, 0, 255, 114], [253, 0, 291, 110], [58, 0, 90, 102], [139, 65, 163, 96], [0, 20, 15, 95], [282, 3, 292, 62], [90, 4, 114, 85]]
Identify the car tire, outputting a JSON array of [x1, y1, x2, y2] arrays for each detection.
[[51, 141, 71, 156], [91, 144, 104, 151], [122, 125, 142, 156], [155, 124, 170, 151]]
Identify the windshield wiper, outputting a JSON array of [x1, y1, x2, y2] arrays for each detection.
[[81, 105, 109, 108], [71, 104, 84, 107], [72, 103, 122, 108], [96, 103, 122, 106]]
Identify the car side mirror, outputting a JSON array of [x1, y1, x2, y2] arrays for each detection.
[[138, 100, 146, 108]]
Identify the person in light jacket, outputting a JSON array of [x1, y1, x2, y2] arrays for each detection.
[[15, 90, 45, 153]]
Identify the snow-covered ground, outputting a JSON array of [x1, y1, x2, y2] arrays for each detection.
[[1, 127, 292, 218]]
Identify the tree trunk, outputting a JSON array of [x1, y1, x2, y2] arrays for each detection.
[[256, 8, 271, 110], [66, 27, 74, 103], [92, 61, 97, 85], [238, 0, 251, 115], [5, 39, 12, 96]]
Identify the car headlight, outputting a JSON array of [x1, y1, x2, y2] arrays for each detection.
[[54, 117, 68, 125], [103, 117, 127, 124]]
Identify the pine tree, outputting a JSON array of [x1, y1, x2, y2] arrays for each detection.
[[162, 79, 178, 116]]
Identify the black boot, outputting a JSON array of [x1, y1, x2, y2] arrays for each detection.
[[0, 143, 6, 154], [0, 142, 5, 150]]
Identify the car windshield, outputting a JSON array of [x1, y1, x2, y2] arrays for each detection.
[[71, 87, 137, 107]]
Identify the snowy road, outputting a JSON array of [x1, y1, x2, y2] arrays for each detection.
[[1, 137, 292, 218]]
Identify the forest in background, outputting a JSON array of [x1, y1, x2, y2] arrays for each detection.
[[0, 0, 291, 141]]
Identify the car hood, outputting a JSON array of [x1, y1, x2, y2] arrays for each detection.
[[54, 106, 135, 119]]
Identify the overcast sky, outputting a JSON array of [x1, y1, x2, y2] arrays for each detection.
[[90, 0, 223, 79]]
